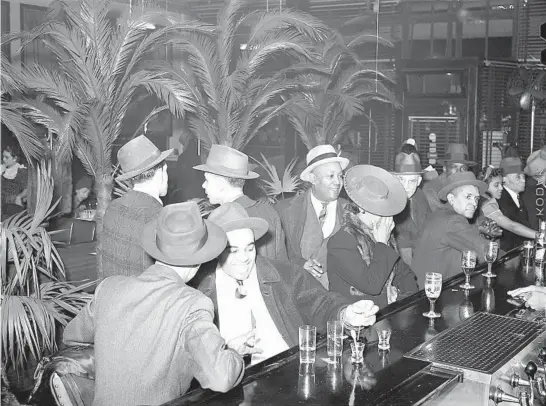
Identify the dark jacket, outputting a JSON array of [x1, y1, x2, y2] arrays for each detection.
[[394, 188, 431, 249], [194, 256, 351, 347], [497, 188, 530, 251], [275, 190, 348, 267], [422, 173, 446, 212], [522, 177, 545, 230], [235, 195, 288, 261], [101, 190, 162, 279], [412, 205, 487, 288], [327, 230, 418, 309]]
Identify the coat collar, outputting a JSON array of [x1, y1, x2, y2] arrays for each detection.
[[141, 263, 185, 284], [235, 194, 257, 208]]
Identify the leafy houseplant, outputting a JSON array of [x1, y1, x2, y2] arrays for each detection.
[[281, 33, 399, 149], [1, 0, 210, 278], [252, 154, 305, 203], [180, 0, 331, 150], [1, 161, 93, 390]]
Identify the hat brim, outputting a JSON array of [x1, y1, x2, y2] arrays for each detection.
[[300, 157, 350, 182], [193, 164, 259, 180], [141, 219, 227, 266], [218, 217, 269, 241], [438, 158, 477, 166], [391, 170, 424, 175], [117, 149, 174, 181], [344, 165, 407, 216], [438, 179, 488, 201]]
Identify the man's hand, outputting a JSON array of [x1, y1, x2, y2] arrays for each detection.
[[14, 196, 23, 206], [226, 329, 264, 356], [303, 258, 323, 279], [508, 286, 546, 311], [344, 300, 379, 327]]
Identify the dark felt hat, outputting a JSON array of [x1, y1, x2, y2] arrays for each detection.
[[438, 172, 488, 201], [208, 202, 268, 241], [117, 135, 173, 181], [438, 143, 476, 166], [194, 144, 259, 180]]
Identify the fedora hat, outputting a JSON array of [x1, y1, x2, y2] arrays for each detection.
[[393, 152, 423, 175], [208, 202, 269, 241], [438, 143, 476, 166], [344, 165, 407, 216], [499, 156, 523, 176], [194, 145, 258, 180], [300, 145, 350, 182], [525, 146, 546, 176], [116, 135, 173, 181], [142, 202, 227, 266], [438, 172, 488, 201]]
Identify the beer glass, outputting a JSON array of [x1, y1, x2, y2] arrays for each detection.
[[483, 241, 498, 278], [423, 272, 442, 319], [460, 250, 477, 290]]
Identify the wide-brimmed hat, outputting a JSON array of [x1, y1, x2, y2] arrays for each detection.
[[142, 202, 227, 266], [300, 145, 350, 182], [393, 152, 423, 175], [499, 156, 523, 176], [438, 172, 488, 201], [344, 165, 407, 216], [208, 202, 268, 241], [438, 143, 477, 166], [194, 144, 259, 180], [525, 146, 546, 176], [117, 135, 173, 181]]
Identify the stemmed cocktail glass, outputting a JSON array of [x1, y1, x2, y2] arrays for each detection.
[[423, 272, 442, 319], [483, 241, 498, 278], [460, 250, 477, 290]]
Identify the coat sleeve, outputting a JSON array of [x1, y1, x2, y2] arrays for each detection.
[[287, 263, 351, 332], [183, 295, 244, 393], [63, 281, 107, 346], [328, 233, 400, 296], [276, 203, 306, 267], [393, 261, 419, 298], [422, 180, 444, 212], [445, 215, 487, 262]]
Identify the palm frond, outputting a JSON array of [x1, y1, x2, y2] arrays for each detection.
[[251, 154, 302, 202]]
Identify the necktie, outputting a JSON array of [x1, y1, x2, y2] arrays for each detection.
[[235, 280, 247, 298], [318, 202, 328, 227]]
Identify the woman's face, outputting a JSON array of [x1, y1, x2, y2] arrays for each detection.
[[2, 151, 17, 168], [487, 176, 503, 200]]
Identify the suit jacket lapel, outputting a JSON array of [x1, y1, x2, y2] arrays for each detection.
[[290, 191, 309, 248]]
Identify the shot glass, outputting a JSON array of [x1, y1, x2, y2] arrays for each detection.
[[350, 341, 365, 364], [299, 325, 317, 363], [327, 320, 344, 358], [377, 329, 392, 351]]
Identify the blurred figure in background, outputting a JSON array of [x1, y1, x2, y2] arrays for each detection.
[[72, 174, 96, 218], [172, 136, 206, 203], [1, 145, 28, 220], [391, 139, 431, 266]]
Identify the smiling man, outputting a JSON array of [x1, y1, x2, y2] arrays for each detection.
[[196, 202, 379, 366], [276, 145, 349, 289], [412, 172, 489, 288]]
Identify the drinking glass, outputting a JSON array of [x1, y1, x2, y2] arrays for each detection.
[[460, 250, 477, 289], [423, 272, 442, 318], [522, 240, 534, 265], [483, 241, 499, 278], [327, 320, 344, 358], [377, 329, 392, 350], [350, 341, 365, 364], [299, 325, 317, 363]]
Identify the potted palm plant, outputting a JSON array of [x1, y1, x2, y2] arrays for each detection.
[[1, 0, 211, 278], [1, 161, 94, 400], [252, 154, 305, 203], [178, 0, 331, 150], [281, 33, 400, 149]]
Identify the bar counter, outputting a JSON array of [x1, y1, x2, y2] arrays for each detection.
[[165, 248, 539, 406]]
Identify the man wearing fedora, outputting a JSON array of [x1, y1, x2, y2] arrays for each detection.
[[391, 141, 431, 266], [276, 145, 350, 289], [496, 156, 531, 251], [63, 202, 245, 405], [522, 146, 546, 229], [422, 143, 476, 212], [101, 135, 172, 279], [194, 144, 288, 262], [413, 172, 489, 287], [195, 202, 379, 365]]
